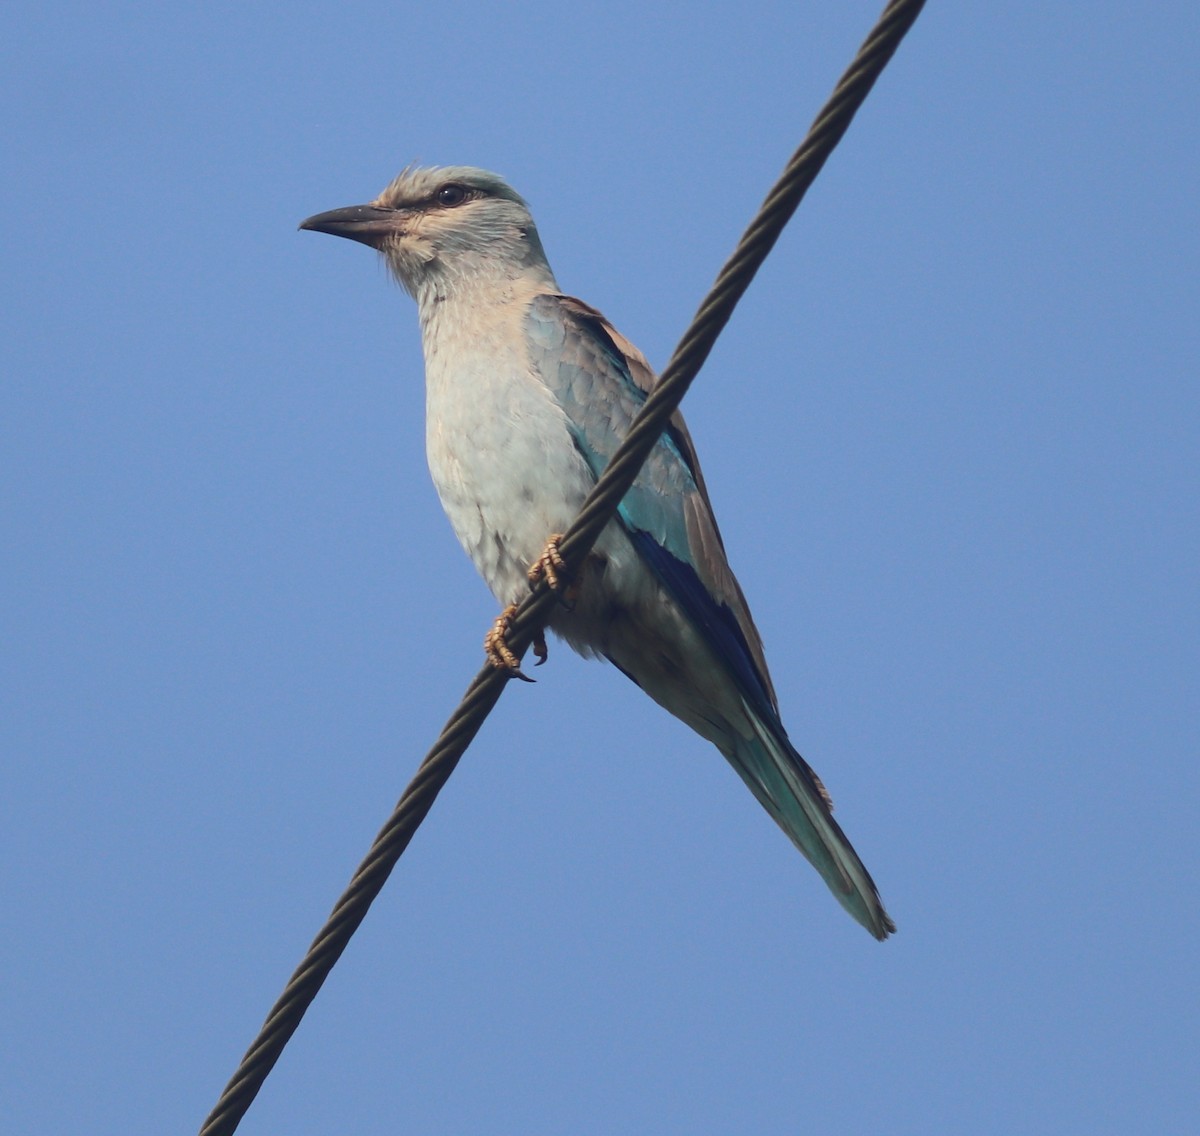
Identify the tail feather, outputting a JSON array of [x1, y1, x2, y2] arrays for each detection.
[[731, 700, 895, 940]]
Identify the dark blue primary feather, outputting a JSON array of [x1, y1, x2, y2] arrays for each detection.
[[624, 527, 778, 726], [524, 291, 893, 939], [525, 293, 773, 713]]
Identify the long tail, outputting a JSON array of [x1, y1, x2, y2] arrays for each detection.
[[727, 699, 895, 939]]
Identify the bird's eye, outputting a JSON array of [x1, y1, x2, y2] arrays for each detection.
[[435, 184, 468, 207]]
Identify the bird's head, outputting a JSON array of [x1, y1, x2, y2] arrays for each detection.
[[300, 165, 556, 300]]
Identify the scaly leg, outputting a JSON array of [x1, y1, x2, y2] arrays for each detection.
[[483, 603, 535, 682], [486, 535, 573, 676], [525, 534, 574, 666], [527, 533, 569, 593]]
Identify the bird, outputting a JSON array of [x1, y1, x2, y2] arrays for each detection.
[[300, 165, 894, 939]]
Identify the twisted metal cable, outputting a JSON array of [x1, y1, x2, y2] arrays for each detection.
[[198, 2, 925, 1132]]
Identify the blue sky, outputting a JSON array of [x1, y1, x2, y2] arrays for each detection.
[[3, 3, 1197, 1133]]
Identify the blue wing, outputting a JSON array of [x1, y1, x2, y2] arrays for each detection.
[[524, 294, 777, 714], [524, 293, 893, 939]]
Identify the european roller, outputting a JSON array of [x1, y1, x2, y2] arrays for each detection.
[[301, 166, 894, 939]]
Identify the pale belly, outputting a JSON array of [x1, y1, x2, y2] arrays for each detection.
[[424, 347, 597, 604], [421, 325, 751, 751]]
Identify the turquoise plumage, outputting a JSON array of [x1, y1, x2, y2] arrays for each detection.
[[301, 166, 894, 939]]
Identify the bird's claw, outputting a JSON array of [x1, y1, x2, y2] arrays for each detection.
[[484, 603, 535, 682], [527, 533, 569, 592], [528, 533, 580, 612]]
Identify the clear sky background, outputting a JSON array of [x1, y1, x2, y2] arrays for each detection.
[[3, 3, 1197, 1133]]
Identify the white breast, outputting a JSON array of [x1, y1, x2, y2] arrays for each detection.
[[419, 287, 596, 603]]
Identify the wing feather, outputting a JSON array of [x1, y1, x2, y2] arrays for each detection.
[[525, 293, 778, 714]]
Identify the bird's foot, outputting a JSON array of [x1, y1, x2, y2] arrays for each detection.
[[484, 603, 536, 682], [490, 535, 571, 675], [527, 533, 569, 592], [527, 533, 580, 611]]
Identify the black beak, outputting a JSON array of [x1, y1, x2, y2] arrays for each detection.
[[298, 204, 398, 248]]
